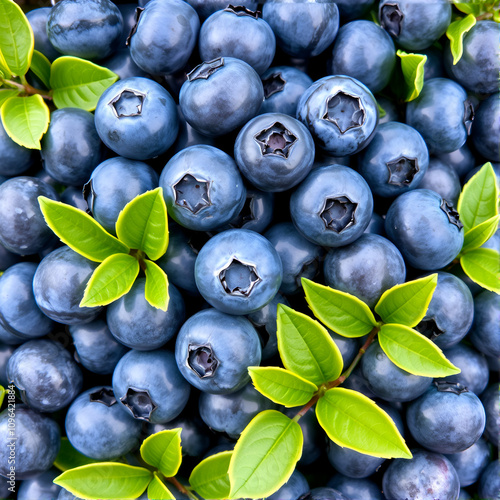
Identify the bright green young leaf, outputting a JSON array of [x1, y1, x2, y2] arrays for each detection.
[[0, 0, 34, 77], [50, 56, 118, 111], [277, 304, 343, 386], [461, 248, 500, 293], [1, 94, 49, 149], [396, 50, 427, 101], [38, 197, 130, 262], [374, 274, 438, 327], [140, 428, 182, 478], [446, 14, 476, 64], [316, 387, 412, 459], [116, 187, 169, 261], [0, 48, 11, 78], [147, 473, 175, 500], [229, 410, 303, 499], [53, 463, 152, 500], [54, 438, 102, 472], [457, 162, 499, 234], [0, 386, 6, 407], [29, 50, 51, 89], [462, 215, 500, 253], [452, 2, 482, 16], [144, 260, 170, 311], [302, 278, 378, 338], [249, 366, 318, 407], [80, 253, 140, 307], [0, 89, 18, 107], [189, 451, 233, 500], [379, 324, 461, 377]]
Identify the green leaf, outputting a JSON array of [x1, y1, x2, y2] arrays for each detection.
[[38, 196, 130, 262], [29, 49, 51, 89], [378, 324, 461, 377], [249, 366, 318, 407], [140, 428, 182, 478], [460, 248, 500, 293], [144, 260, 169, 311], [0, 94, 49, 149], [0, 89, 18, 107], [277, 304, 343, 386], [316, 387, 412, 459], [54, 438, 102, 472], [0, 386, 6, 407], [80, 253, 140, 307], [147, 473, 175, 500], [189, 451, 233, 500], [446, 14, 476, 64], [53, 463, 152, 500], [50, 56, 118, 111], [396, 50, 427, 101], [0, 0, 34, 76], [302, 278, 378, 338], [452, 2, 482, 16], [0, 48, 11, 78], [228, 410, 302, 499], [457, 162, 499, 234], [462, 215, 500, 253], [374, 274, 438, 328], [116, 187, 169, 261]]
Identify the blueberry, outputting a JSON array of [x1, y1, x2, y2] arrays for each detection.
[[0, 118, 36, 177], [266, 469, 309, 500], [335, 0, 376, 22], [327, 474, 383, 500], [0, 345, 15, 387], [468, 291, 500, 358], [0, 240, 21, 272], [327, 330, 360, 368], [60, 187, 89, 212], [298, 487, 350, 500], [435, 144, 476, 180], [471, 92, 500, 163], [18, 469, 61, 500], [480, 383, 500, 446], [100, 48, 148, 81], [26, 8, 60, 61], [478, 459, 500, 500], [417, 158, 461, 206], [186, 0, 258, 20]]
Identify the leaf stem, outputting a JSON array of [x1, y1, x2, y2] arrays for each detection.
[[165, 476, 199, 500], [0, 78, 53, 100]]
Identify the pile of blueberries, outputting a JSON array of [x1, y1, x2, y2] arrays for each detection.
[[0, 0, 499, 499]]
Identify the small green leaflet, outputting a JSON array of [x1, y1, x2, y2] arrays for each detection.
[[29, 50, 51, 89], [116, 187, 169, 261], [1, 94, 49, 149], [302, 278, 378, 338], [140, 428, 182, 478], [446, 14, 476, 64], [461, 248, 500, 293], [80, 253, 140, 307], [249, 366, 318, 407], [50, 56, 118, 111], [228, 410, 303, 499], [53, 463, 152, 500], [54, 438, 102, 472], [0, 89, 18, 107], [189, 451, 233, 500], [374, 274, 438, 327], [0, 386, 6, 407], [38, 197, 130, 262], [461, 215, 500, 253], [277, 304, 343, 386], [396, 50, 427, 102], [144, 260, 170, 311], [316, 387, 412, 459], [378, 324, 461, 377], [147, 473, 175, 500]]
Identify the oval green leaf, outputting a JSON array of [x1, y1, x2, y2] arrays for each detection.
[[147, 473, 175, 500], [446, 14, 476, 64], [302, 278, 378, 338], [0, 386, 6, 408], [144, 259, 170, 311], [38, 196, 130, 262], [50, 56, 118, 111], [29, 49, 51, 89], [396, 50, 427, 101], [249, 366, 318, 408], [462, 215, 500, 253], [228, 410, 303, 499], [0, 89, 18, 107], [379, 323, 461, 377], [140, 428, 182, 478], [316, 387, 412, 459], [116, 187, 169, 261], [1, 94, 49, 149], [460, 248, 500, 294], [54, 437, 102, 472], [80, 253, 140, 307], [54, 463, 152, 500], [277, 304, 343, 386], [189, 451, 233, 500], [0, 0, 34, 77], [374, 274, 438, 327]]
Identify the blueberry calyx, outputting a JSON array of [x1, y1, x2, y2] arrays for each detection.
[[187, 58, 225, 81], [386, 156, 419, 186], [434, 380, 469, 395], [263, 72, 286, 99], [120, 387, 158, 421], [173, 173, 211, 214], [323, 92, 366, 134], [463, 99, 475, 135], [219, 258, 261, 296], [254, 122, 297, 159], [414, 318, 444, 341], [320, 196, 357, 233], [440, 199, 463, 230], [89, 388, 117, 407], [109, 89, 147, 118], [380, 3, 404, 37], [125, 7, 144, 47], [187, 344, 219, 378], [225, 4, 260, 19]]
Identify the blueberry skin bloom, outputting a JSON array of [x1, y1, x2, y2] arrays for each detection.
[[194, 229, 282, 315], [160, 145, 246, 231], [94, 77, 179, 160], [479, 460, 500, 500], [417, 158, 461, 206], [406, 78, 473, 155], [18, 469, 61, 500], [327, 440, 385, 479], [234, 113, 315, 192], [468, 290, 500, 358], [175, 308, 262, 394], [0, 120, 36, 176], [47, 0, 123, 61], [26, 7, 60, 61], [129, 0, 199, 75], [65, 386, 142, 460], [358, 122, 429, 198], [471, 92, 500, 162], [384, 189, 464, 270], [267, 470, 309, 500], [297, 75, 379, 156], [179, 57, 264, 137], [290, 165, 374, 248]]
